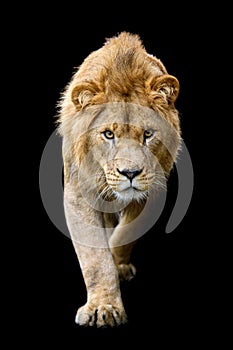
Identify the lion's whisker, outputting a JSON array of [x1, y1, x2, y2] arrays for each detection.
[[93, 185, 114, 208], [150, 179, 167, 191], [94, 186, 108, 205]]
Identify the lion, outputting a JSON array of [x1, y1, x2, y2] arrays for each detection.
[[56, 31, 181, 327]]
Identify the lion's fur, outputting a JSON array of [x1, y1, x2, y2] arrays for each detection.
[[56, 32, 181, 327]]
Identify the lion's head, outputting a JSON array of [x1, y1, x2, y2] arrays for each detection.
[[59, 102, 180, 210], [57, 32, 181, 209]]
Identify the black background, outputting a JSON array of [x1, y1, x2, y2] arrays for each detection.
[[11, 3, 228, 348]]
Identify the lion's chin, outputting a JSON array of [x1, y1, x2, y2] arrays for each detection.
[[114, 187, 147, 203]]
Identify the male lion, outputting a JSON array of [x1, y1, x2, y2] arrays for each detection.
[[57, 32, 181, 327]]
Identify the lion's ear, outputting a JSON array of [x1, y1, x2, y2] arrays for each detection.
[[148, 74, 180, 105], [71, 82, 100, 108]]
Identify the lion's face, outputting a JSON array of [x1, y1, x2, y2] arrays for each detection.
[[68, 102, 181, 206], [95, 124, 158, 202]]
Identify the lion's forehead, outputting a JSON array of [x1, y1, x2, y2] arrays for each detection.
[[76, 102, 158, 126], [89, 102, 161, 130]]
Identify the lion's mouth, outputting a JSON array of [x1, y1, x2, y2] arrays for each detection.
[[127, 183, 143, 191], [114, 180, 148, 193]]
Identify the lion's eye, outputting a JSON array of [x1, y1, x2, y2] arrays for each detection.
[[144, 129, 155, 140], [102, 130, 115, 140]]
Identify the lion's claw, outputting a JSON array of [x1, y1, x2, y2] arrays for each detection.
[[75, 303, 127, 328]]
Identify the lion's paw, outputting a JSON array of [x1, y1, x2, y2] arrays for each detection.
[[75, 303, 127, 328], [117, 263, 136, 281]]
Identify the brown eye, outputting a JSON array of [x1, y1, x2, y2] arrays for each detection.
[[102, 130, 114, 139], [144, 129, 155, 140]]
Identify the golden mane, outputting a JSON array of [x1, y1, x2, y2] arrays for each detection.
[[57, 32, 180, 134]]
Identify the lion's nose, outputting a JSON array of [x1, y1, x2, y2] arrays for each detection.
[[117, 168, 143, 180]]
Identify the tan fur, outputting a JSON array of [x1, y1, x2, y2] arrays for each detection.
[[57, 32, 181, 327]]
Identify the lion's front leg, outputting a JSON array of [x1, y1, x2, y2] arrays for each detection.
[[73, 244, 127, 327], [64, 188, 127, 327]]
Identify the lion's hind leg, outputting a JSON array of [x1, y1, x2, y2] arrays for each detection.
[[108, 203, 145, 281], [110, 241, 137, 282]]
